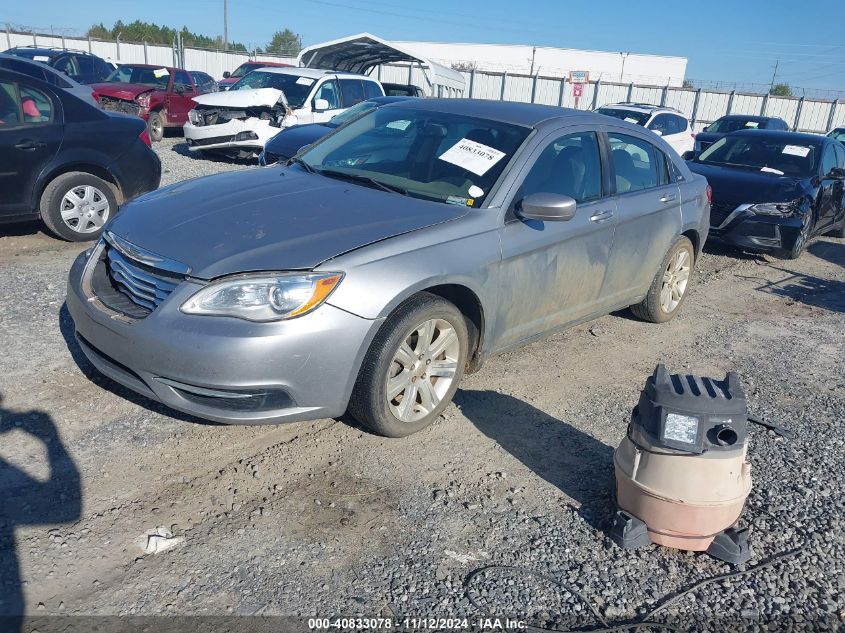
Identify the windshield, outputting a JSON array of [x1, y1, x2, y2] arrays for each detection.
[[697, 135, 819, 177], [327, 100, 379, 128], [105, 65, 169, 88], [707, 118, 765, 133], [230, 71, 314, 108], [231, 63, 260, 78], [596, 107, 650, 126], [298, 106, 531, 207]]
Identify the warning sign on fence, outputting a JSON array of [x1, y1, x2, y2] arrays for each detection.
[[569, 70, 589, 109]]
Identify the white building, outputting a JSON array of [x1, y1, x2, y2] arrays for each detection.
[[393, 41, 688, 87]]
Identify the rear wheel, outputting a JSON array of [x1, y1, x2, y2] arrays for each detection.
[[148, 111, 165, 142], [349, 293, 468, 438], [630, 236, 694, 323], [40, 172, 117, 242]]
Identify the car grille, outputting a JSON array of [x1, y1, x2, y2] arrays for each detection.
[[99, 97, 142, 117], [105, 246, 182, 314], [710, 202, 737, 228]]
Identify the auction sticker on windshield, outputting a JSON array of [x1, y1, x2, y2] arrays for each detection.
[[438, 138, 506, 176], [782, 145, 810, 157], [154, 68, 169, 78]]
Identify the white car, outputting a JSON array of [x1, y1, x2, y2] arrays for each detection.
[[184, 67, 384, 157], [595, 103, 694, 155]]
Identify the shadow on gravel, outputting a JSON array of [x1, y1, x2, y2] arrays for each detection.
[[0, 221, 46, 239], [0, 394, 81, 633], [58, 303, 221, 426], [701, 240, 767, 262], [455, 390, 616, 532], [170, 141, 257, 165]]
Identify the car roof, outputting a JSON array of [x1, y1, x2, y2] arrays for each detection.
[[382, 98, 625, 128], [367, 95, 414, 104], [717, 114, 777, 121], [729, 129, 826, 144], [6, 46, 96, 57], [600, 102, 686, 116], [256, 66, 375, 79], [0, 53, 84, 85]]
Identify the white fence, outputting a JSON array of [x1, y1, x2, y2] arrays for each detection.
[[5, 30, 844, 134], [375, 64, 845, 134]]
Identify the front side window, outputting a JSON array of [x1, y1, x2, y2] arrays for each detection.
[[52, 55, 78, 77], [673, 115, 688, 133], [174, 70, 193, 91], [299, 106, 531, 207], [821, 145, 837, 176], [520, 131, 603, 203], [363, 81, 383, 99], [834, 142, 845, 168], [339, 79, 365, 107], [314, 79, 341, 109], [608, 133, 659, 193], [74, 55, 94, 77]]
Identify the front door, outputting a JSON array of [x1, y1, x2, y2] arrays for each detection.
[[0, 80, 61, 216], [494, 128, 617, 351], [166, 70, 198, 126], [816, 143, 843, 232], [309, 79, 344, 124], [601, 130, 683, 301]]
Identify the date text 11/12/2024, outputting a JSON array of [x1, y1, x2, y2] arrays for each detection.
[[308, 617, 528, 630]]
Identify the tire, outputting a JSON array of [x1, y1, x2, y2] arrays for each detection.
[[348, 292, 469, 438], [148, 111, 165, 142], [630, 236, 695, 324], [40, 172, 118, 242], [825, 220, 845, 239], [786, 211, 812, 259]]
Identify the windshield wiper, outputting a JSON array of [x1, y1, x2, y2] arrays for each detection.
[[318, 169, 407, 196], [287, 156, 315, 173]]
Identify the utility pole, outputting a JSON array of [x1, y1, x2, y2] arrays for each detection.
[[770, 59, 779, 92], [223, 0, 228, 50]]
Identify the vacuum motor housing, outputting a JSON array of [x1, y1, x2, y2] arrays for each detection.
[[612, 365, 752, 562]]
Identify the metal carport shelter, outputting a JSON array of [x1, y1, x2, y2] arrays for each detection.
[[298, 33, 466, 97]]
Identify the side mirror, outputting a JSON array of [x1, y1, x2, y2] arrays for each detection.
[[828, 166, 845, 180], [682, 150, 696, 161], [517, 193, 577, 222], [174, 84, 186, 94], [313, 98, 330, 112], [223, 71, 231, 79]]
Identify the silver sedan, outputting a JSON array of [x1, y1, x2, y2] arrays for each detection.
[[66, 99, 710, 437]]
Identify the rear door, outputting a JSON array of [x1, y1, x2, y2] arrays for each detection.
[[166, 69, 197, 125], [0, 79, 62, 215], [494, 127, 618, 350], [600, 130, 682, 302]]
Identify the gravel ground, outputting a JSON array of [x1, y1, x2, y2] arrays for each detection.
[[0, 137, 843, 631]]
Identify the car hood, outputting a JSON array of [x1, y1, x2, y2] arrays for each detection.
[[91, 83, 157, 100], [106, 167, 469, 279], [192, 87, 286, 109], [688, 162, 809, 205], [265, 123, 333, 159]]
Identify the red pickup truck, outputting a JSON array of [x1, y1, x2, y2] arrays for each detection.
[[91, 64, 215, 142]]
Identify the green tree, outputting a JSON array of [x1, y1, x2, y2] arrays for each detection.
[[769, 83, 793, 97], [86, 23, 110, 39], [85, 20, 247, 51], [266, 29, 302, 55], [682, 79, 694, 89]]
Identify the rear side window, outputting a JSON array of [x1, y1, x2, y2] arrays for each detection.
[[649, 114, 673, 135], [20, 85, 53, 124], [339, 79, 365, 107], [363, 81, 383, 99], [609, 133, 659, 193], [520, 131, 603, 203]]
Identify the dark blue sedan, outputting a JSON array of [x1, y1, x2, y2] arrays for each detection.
[[259, 96, 413, 166]]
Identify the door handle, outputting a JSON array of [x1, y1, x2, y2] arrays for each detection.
[[660, 194, 677, 203], [15, 140, 46, 151], [589, 210, 614, 223]]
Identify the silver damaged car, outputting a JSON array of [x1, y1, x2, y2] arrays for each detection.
[[66, 99, 710, 437]]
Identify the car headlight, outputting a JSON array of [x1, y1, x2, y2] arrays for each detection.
[[181, 273, 343, 322], [188, 109, 200, 125], [747, 201, 798, 216]]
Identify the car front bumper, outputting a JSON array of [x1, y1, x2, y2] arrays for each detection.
[[66, 248, 380, 425], [708, 203, 805, 254], [183, 118, 281, 153]]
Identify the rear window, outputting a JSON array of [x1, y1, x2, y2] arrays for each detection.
[[596, 107, 650, 126]]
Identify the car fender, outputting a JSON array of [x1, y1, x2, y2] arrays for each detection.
[[32, 148, 123, 209]]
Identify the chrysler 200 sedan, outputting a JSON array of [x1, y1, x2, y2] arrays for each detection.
[[66, 100, 710, 437]]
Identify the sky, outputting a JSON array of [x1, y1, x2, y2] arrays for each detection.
[[4, 0, 844, 92]]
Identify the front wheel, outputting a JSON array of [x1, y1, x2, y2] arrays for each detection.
[[147, 111, 165, 142], [630, 236, 694, 323], [349, 293, 468, 438], [786, 211, 812, 259]]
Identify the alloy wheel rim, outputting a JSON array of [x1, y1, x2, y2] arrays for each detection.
[[794, 214, 811, 255], [386, 318, 460, 423], [660, 249, 691, 313], [60, 185, 110, 233]]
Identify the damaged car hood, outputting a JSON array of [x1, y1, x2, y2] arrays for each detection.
[[192, 87, 287, 109], [91, 83, 156, 100], [688, 162, 808, 205], [106, 167, 469, 279]]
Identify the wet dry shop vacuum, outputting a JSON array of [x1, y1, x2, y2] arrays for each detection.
[[611, 365, 754, 564]]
